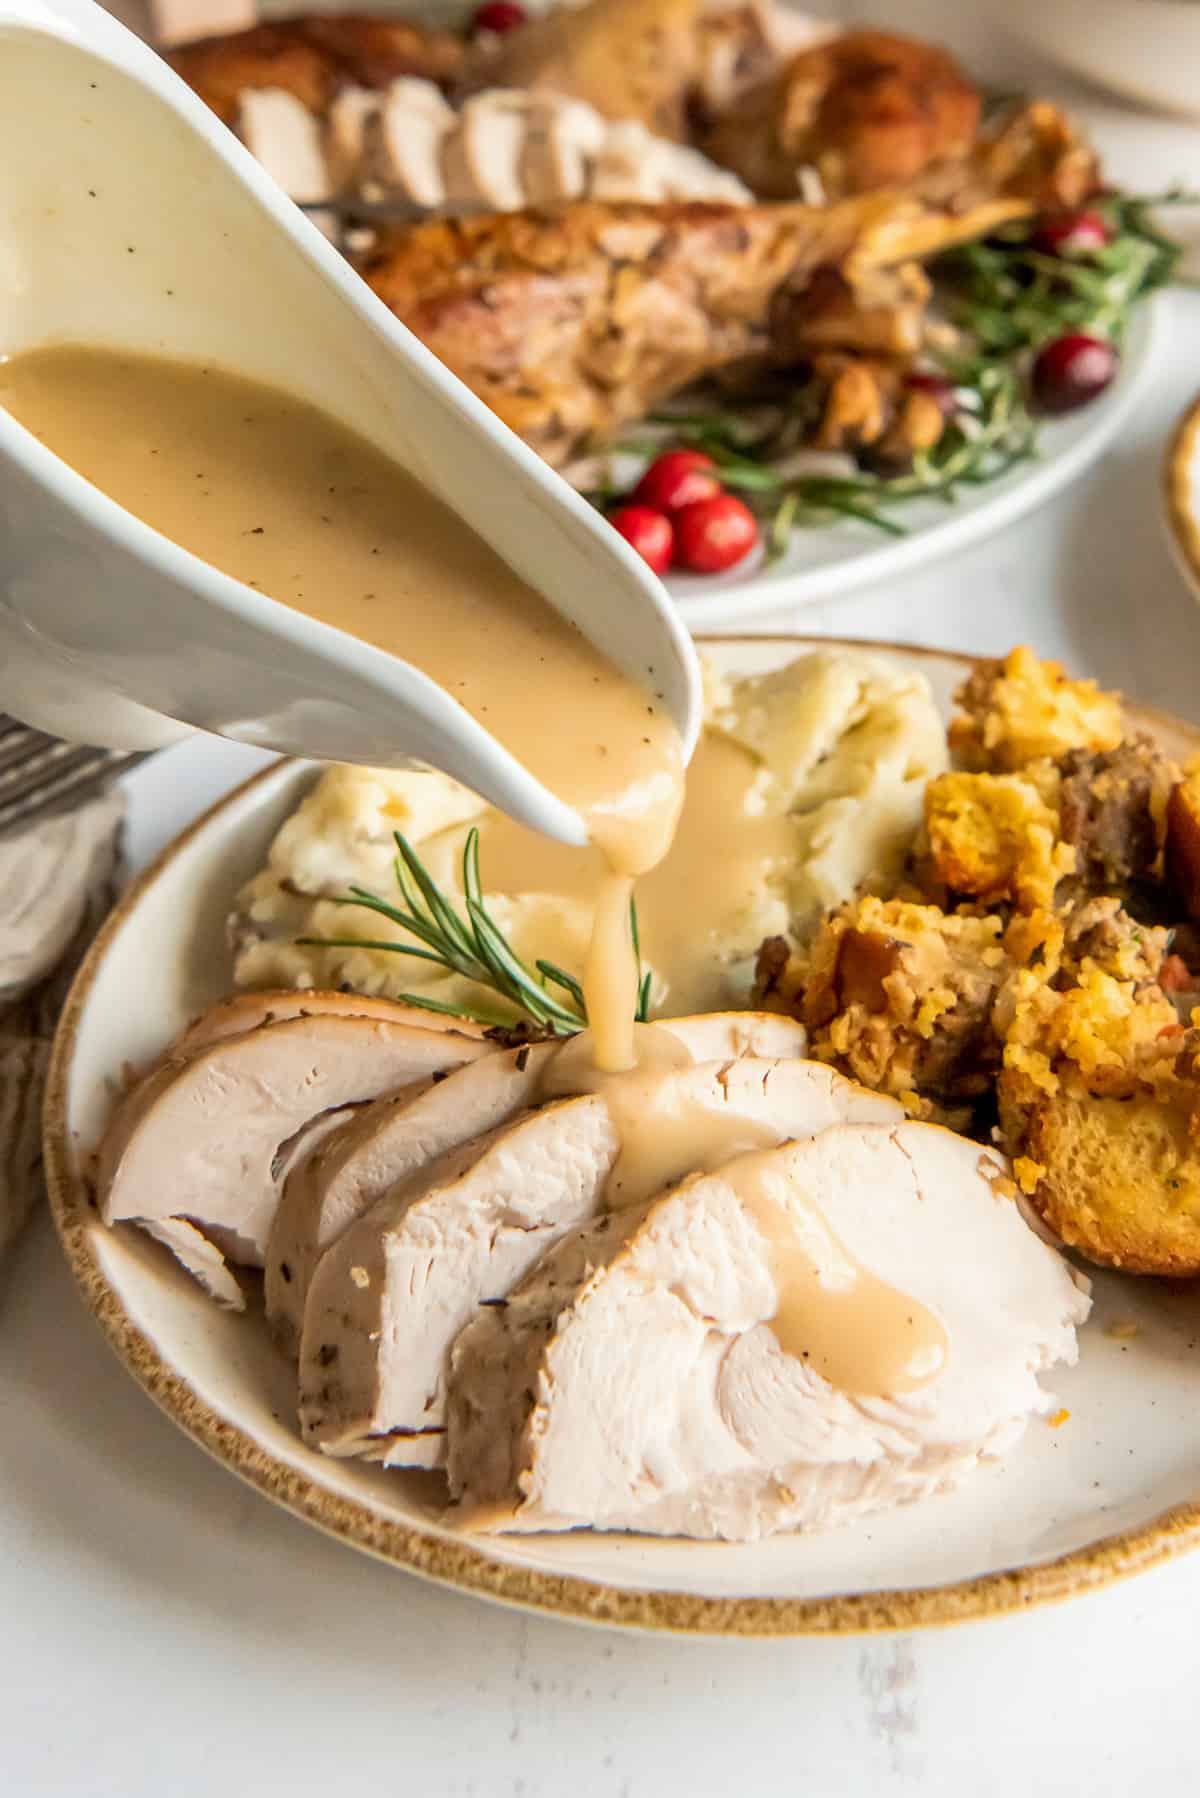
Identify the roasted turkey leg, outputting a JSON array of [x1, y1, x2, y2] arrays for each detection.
[[358, 192, 1027, 465]]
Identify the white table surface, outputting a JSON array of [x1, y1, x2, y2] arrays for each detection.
[[8, 6, 1200, 1793]]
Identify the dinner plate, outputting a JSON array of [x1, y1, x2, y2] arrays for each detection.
[[43, 638, 1200, 1636], [667, 305, 1160, 628]]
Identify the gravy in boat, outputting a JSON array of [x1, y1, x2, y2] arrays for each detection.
[[0, 345, 681, 1070]]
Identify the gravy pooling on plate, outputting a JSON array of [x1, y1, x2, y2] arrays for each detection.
[[0, 344, 683, 1070]]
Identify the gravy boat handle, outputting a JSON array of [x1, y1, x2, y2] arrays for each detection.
[[0, 0, 701, 842]]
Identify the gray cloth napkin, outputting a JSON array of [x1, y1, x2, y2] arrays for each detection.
[[0, 792, 125, 1266]]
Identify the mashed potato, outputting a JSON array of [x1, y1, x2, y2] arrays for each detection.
[[231, 649, 947, 1018]]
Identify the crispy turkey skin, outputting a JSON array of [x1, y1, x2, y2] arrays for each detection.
[[357, 192, 1026, 464]]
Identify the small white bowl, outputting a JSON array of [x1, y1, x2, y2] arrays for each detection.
[[995, 0, 1200, 120], [1163, 387, 1200, 603]]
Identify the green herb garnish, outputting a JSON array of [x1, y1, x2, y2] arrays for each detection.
[[936, 187, 1188, 357], [299, 828, 650, 1034], [631, 359, 1035, 541], [597, 186, 1193, 547]]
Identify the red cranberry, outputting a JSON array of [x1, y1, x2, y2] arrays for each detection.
[[609, 504, 674, 575], [905, 371, 959, 420], [633, 449, 722, 514], [470, 1, 526, 34], [1031, 332, 1119, 415], [672, 494, 758, 574], [1033, 209, 1112, 256]]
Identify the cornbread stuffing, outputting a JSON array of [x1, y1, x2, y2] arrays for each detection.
[[923, 766, 1073, 909], [949, 644, 1123, 772], [757, 646, 1200, 1275], [923, 732, 1175, 913], [756, 895, 1012, 1119]]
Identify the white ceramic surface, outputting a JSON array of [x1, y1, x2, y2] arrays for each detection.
[[987, 0, 1200, 122], [1163, 385, 1200, 605], [44, 637, 1200, 1635], [668, 305, 1160, 628], [0, 0, 700, 841]]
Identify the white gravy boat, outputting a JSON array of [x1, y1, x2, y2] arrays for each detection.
[[0, 0, 701, 843]]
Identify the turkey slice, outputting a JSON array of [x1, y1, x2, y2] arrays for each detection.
[[266, 1011, 806, 1353], [447, 1122, 1090, 1539], [170, 987, 486, 1057], [236, 89, 331, 204], [95, 1013, 488, 1271], [365, 76, 454, 207], [298, 1056, 898, 1468]]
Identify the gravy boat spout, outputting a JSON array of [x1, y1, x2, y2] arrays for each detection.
[[0, 0, 701, 842]]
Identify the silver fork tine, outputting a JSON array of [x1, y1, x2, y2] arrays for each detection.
[[0, 714, 146, 838], [0, 720, 50, 767], [0, 754, 144, 837], [0, 746, 106, 811], [0, 730, 80, 783]]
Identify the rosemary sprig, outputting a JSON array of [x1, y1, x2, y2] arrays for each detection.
[[630, 894, 652, 1023], [933, 187, 1187, 357], [298, 828, 650, 1033], [644, 358, 1035, 541]]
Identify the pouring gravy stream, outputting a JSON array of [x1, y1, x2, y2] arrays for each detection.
[[0, 345, 680, 1070], [0, 345, 945, 1398]]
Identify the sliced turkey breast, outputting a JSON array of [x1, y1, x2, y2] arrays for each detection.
[[236, 88, 331, 203], [588, 120, 752, 203], [273, 1103, 362, 1189], [364, 77, 455, 207], [298, 1057, 900, 1468], [336, 77, 746, 213], [441, 90, 530, 212], [519, 95, 607, 206], [327, 86, 383, 191], [447, 1122, 1089, 1539], [178, 996, 792, 1062], [266, 1012, 807, 1353], [262, 1099, 368, 1298], [166, 16, 464, 129], [170, 988, 486, 1056], [96, 1014, 487, 1270], [139, 1219, 247, 1312], [658, 1011, 807, 1059], [298, 1095, 620, 1467], [266, 1045, 554, 1354]]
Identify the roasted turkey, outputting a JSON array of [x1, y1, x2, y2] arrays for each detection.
[[166, 12, 466, 124], [696, 29, 1097, 209], [696, 28, 983, 200], [164, 7, 1103, 470], [356, 192, 1026, 465]]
